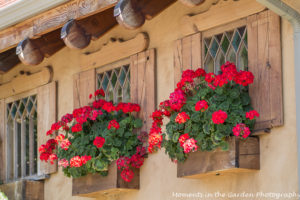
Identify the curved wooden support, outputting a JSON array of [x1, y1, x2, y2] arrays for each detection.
[[178, 0, 205, 7], [61, 20, 91, 49], [16, 38, 44, 66], [114, 0, 145, 29]]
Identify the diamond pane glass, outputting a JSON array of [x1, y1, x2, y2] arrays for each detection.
[[6, 95, 38, 182], [97, 64, 131, 103], [203, 26, 248, 72]]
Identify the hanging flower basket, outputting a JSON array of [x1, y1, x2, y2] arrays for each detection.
[[39, 89, 147, 196], [148, 62, 260, 178]]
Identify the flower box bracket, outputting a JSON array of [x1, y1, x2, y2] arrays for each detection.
[[72, 161, 139, 198], [177, 136, 260, 178]]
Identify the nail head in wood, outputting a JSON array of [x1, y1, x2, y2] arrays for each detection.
[[16, 38, 44, 66], [61, 19, 91, 49], [114, 0, 145, 29]]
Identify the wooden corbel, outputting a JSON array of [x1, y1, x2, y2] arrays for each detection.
[[0, 66, 53, 99], [16, 38, 44, 66], [80, 32, 149, 70], [61, 20, 91, 49]]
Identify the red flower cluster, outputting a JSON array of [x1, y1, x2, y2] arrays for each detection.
[[39, 139, 57, 163], [195, 100, 209, 112], [212, 110, 228, 124], [169, 89, 186, 111], [58, 159, 69, 168], [108, 119, 120, 130], [69, 155, 92, 168], [60, 139, 71, 150], [93, 136, 105, 148], [178, 133, 198, 153], [232, 123, 251, 138], [95, 89, 105, 97], [246, 110, 260, 120], [178, 133, 189, 147], [175, 112, 190, 124]]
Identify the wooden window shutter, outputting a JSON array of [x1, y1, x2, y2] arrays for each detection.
[[174, 32, 202, 86], [37, 81, 57, 175], [73, 69, 96, 108], [247, 10, 283, 131], [0, 99, 5, 182], [130, 49, 156, 134]]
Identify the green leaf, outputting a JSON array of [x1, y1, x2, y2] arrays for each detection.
[[133, 119, 143, 128], [172, 132, 180, 143]]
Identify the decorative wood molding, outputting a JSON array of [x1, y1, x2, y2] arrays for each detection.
[[180, 0, 266, 36], [0, 0, 118, 53], [80, 32, 149, 71], [0, 66, 53, 99]]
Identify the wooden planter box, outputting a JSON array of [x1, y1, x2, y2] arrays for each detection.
[[72, 161, 139, 198], [178, 137, 260, 178], [0, 180, 44, 200]]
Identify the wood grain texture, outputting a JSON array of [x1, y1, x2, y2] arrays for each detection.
[[80, 33, 149, 71], [180, 0, 265, 36], [177, 137, 260, 178], [0, 48, 20, 74], [37, 82, 57, 175], [16, 38, 44, 66], [73, 69, 96, 108], [247, 10, 283, 131], [130, 49, 156, 135], [0, 99, 5, 183], [173, 32, 202, 87], [0, 67, 53, 99], [0, 180, 44, 200], [72, 161, 139, 197], [0, 0, 118, 53], [140, 0, 175, 20]]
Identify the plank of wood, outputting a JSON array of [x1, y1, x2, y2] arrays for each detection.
[[0, 67, 53, 99], [21, 119, 26, 177], [174, 39, 183, 87], [0, 48, 20, 74], [13, 120, 18, 180], [0, 0, 118, 53], [0, 99, 5, 183], [29, 117, 35, 175], [181, 0, 266, 36], [72, 161, 139, 197], [37, 81, 57, 175], [73, 69, 96, 108], [80, 33, 149, 71]]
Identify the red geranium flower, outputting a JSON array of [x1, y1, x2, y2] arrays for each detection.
[[232, 123, 251, 138], [108, 119, 120, 130], [60, 139, 71, 150], [246, 110, 260, 120], [121, 169, 134, 182], [212, 110, 227, 124], [70, 156, 83, 168], [71, 123, 82, 133], [93, 136, 105, 148], [195, 100, 208, 112], [94, 89, 105, 97], [178, 133, 190, 147], [175, 112, 190, 124]]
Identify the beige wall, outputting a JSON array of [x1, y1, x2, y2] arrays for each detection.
[[0, 0, 298, 199]]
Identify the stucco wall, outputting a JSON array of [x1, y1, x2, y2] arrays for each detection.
[[0, 1, 298, 199]]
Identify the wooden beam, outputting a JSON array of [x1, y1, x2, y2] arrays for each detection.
[[61, 20, 91, 49], [80, 32, 149, 71], [16, 38, 44, 66], [178, 0, 205, 7], [0, 48, 20, 74], [180, 0, 266, 36], [0, 0, 118, 53], [140, 0, 176, 20], [0, 66, 53, 99]]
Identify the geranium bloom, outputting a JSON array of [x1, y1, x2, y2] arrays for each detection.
[[246, 110, 260, 120], [213, 74, 228, 87], [39, 144, 47, 153], [46, 130, 53, 136], [232, 123, 251, 138], [93, 136, 105, 148], [108, 119, 120, 130], [58, 159, 69, 168], [40, 152, 51, 162], [169, 88, 186, 111], [195, 100, 209, 112], [175, 112, 190, 124], [102, 102, 115, 112], [194, 68, 206, 77], [60, 139, 71, 150], [55, 134, 65, 142], [117, 156, 131, 170], [234, 71, 254, 86], [81, 155, 92, 164], [89, 94, 93, 99], [121, 169, 134, 182], [71, 123, 82, 133], [205, 73, 216, 83], [49, 154, 58, 164], [61, 113, 73, 124], [212, 110, 227, 124], [178, 133, 190, 147], [70, 156, 83, 168], [94, 89, 105, 97], [221, 62, 238, 81], [182, 138, 198, 153], [51, 122, 61, 131]]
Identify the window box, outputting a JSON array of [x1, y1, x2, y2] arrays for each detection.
[[0, 180, 44, 200], [72, 161, 139, 198], [177, 137, 260, 178]]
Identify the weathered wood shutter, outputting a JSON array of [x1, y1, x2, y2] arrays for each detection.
[[37, 81, 57, 175], [0, 99, 5, 182], [73, 69, 96, 108], [130, 49, 156, 134], [174, 32, 202, 86], [247, 10, 283, 131]]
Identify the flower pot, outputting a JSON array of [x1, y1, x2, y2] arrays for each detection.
[[177, 136, 260, 178], [72, 161, 139, 198], [0, 180, 44, 200]]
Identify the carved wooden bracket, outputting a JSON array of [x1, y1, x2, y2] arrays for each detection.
[[180, 0, 266, 36], [0, 66, 53, 99], [80, 32, 149, 71]]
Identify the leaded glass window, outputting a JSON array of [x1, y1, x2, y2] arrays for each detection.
[[96, 63, 130, 103], [6, 95, 37, 182], [203, 26, 248, 74]]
